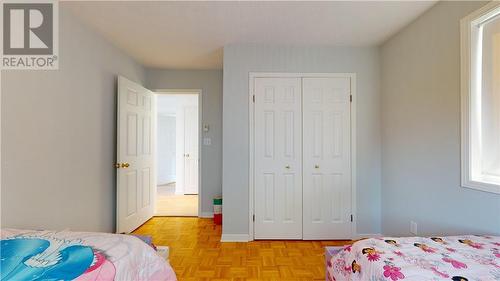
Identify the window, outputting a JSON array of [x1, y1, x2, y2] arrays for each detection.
[[461, 2, 500, 194]]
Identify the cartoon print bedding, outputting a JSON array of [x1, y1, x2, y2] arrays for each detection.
[[1, 229, 177, 281], [327, 235, 500, 281]]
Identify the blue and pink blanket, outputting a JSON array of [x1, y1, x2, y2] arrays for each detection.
[[1, 229, 177, 281]]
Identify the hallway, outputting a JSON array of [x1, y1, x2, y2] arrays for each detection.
[[156, 183, 198, 216]]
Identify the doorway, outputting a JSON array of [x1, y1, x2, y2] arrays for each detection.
[[155, 91, 201, 217]]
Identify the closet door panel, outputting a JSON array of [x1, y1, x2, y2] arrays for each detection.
[[302, 77, 352, 240], [254, 77, 303, 239]]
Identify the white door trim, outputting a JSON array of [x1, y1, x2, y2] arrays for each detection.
[[154, 89, 203, 217], [248, 72, 357, 241]]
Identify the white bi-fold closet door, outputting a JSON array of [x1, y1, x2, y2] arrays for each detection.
[[254, 75, 353, 240], [302, 77, 352, 239], [254, 78, 303, 239]]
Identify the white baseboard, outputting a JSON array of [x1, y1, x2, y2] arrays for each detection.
[[199, 212, 213, 218], [356, 233, 382, 239], [221, 234, 249, 242], [157, 180, 176, 186], [219, 233, 379, 242]]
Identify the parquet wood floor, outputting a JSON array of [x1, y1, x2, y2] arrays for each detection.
[[133, 217, 352, 281]]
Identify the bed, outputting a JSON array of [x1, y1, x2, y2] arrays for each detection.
[[326, 235, 500, 281], [1, 229, 177, 281]]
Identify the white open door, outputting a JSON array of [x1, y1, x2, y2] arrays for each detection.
[[183, 106, 199, 195], [117, 76, 156, 233]]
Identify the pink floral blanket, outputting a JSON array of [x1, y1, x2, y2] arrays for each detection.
[[327, 235, 500, 281]]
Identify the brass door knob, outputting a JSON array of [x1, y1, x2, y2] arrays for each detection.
[[115, 163, 121, 168], [121, 162, 130, 168]]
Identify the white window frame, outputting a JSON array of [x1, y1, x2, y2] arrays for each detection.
[[460, 1, 500, 194]]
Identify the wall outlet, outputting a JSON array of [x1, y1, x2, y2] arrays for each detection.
[[410, 221, 418, 235]]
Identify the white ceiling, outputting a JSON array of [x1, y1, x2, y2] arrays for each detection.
[[65, 1, 437, 70]]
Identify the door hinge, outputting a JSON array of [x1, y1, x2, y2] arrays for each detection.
[[253, 214, 255, 222], [252, 95, 255, 103], [350, 95, 353, 102], [350, 214, 353, 222]]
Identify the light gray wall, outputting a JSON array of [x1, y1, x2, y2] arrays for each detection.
[[145, 69, 223, 215], [1, 5, 145, 232], [381, 1, 500, 236], [222, 45, 382, 236]]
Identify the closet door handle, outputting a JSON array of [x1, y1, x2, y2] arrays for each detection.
[[285, 165, 290, 169], [315, 165, 319, 169]]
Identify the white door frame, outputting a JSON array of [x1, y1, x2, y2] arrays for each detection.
[[248, 72, 357, 241], [154, 89, 203, 217]]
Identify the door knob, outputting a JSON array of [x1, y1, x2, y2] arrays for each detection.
[[315, 165, 319, 169], [185, 154, 190, 157], [115, 163, 121, 169], [285, 165, 290, 169], [121, 162, 130, 168]]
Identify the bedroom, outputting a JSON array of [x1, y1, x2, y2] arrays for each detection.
[[1, 1, 499, 280]]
